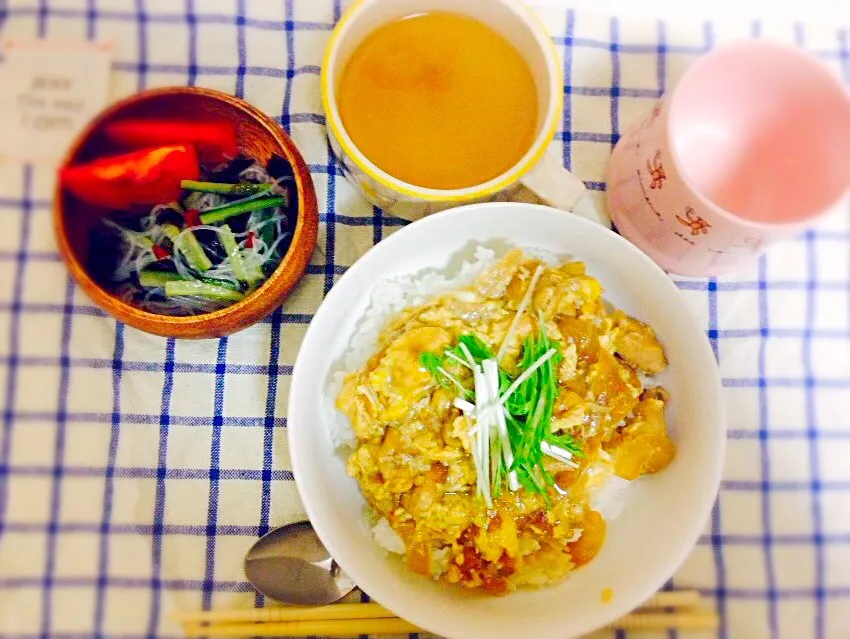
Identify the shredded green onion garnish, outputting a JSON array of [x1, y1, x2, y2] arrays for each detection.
[[420, 326, 582, 503]]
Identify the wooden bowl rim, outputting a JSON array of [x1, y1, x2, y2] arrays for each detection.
[[53, 86, 319, 338]]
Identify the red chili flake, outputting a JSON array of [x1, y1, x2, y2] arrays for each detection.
[[152, 244, 169, 260], [245, 231, 255, 249], [497, 550, 516, 577], [481, 574, 508, 595], [515, 510, 552, 536], [458, 524, 479, 547], [183, 208, 201, 227], [487, 513, 503, 533]]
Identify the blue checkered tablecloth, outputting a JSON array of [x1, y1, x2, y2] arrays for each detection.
[[0, 2, 848, 638]]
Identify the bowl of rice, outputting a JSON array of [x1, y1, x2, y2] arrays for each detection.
[[288, 202, 724, 639]]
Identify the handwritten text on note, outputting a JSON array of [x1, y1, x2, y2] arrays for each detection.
[[0, 41, 112, 163]]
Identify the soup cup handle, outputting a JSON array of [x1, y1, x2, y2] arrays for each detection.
[[519, 149, 587, 214]]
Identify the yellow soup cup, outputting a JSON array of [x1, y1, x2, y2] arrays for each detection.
[[321, 0, 587, 219]]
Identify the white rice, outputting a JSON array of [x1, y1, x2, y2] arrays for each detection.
[[590, 474, 633, 520], [371, 517, 406, 555]]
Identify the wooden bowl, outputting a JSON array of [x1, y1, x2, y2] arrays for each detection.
[[54, 86, 319, 339]]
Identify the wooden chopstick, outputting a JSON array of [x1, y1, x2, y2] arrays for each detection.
[[181, 610, 719, 638], [174, 602, 394, 625], [604, 611, 718, 631], [176, 590, 714, 637], [641, 590, 701, 610], [173, 590, 700, 624], [174, 589, 701, 627], [182, 617, 420, 638]]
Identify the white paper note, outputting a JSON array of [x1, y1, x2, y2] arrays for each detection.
[[0, 40, 112, 164]]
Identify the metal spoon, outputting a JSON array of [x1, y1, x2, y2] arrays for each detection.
[[243, 520, 357, 605]]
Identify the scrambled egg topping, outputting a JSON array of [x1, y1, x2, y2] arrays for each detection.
[[337, 249, 675, 593]]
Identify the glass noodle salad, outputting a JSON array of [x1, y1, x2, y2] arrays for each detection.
[[87, 155, 297, 316]]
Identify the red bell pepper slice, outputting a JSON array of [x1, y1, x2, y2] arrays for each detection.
[[103, 119, 238, 159], [61, 144, 200, 209], [183, 208, 201, 228]]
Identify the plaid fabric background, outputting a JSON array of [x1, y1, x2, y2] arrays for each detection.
[[0, 1, 848, 638]]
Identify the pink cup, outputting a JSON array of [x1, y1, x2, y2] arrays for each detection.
[[606, 40, 850, 276]]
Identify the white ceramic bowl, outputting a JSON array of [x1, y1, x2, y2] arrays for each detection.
[[288, 203, 725, 639]]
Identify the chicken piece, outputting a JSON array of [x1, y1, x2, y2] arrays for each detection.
[[612, 312, 668, 375], [346, 444, 396, 513], [444, 414, 472, 451], [504, 259, 544, 309], [429, 388, 454, 422], [553, 411, 606, 442], [554, 467, 581, 491], [367, 326, 453, 421], [558, 261, 586, 277], [373, 307, 421, 355], [551, 388, 605, 438], [558, 343, 578, 381], [606, 387, 675, 480], [444, 456, 477, 493], [554, 388, 584, 419], [336, 375, 385, 441], [533, 269, 603, 319], [586, 349, 641, 433], [531, 269, 564, 319], [496, 313, 537, 373], [419, 299, 505, 329], [473, 248, 523, 299], [562, 373, 589, 399], [347, 442, 380, 480], [556, 316, 600, 367], [376, 428, 417, 494], [564, 275, 604, 315], [567, 510, 606, 567]]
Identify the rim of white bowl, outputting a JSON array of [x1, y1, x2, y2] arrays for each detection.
[[288, 202, 726, 639]]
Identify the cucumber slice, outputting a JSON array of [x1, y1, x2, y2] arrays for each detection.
[[160, 224, 181, 241], [199, 276, 243, 292], [179, 230, 213, 272], [219, 225, 248, 283], [219, 224, 263, 288], [181, 180, 273, 196], [138, 270, 183, 288], [164, 280, 244, 302], [200, 196, 285, 225]]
